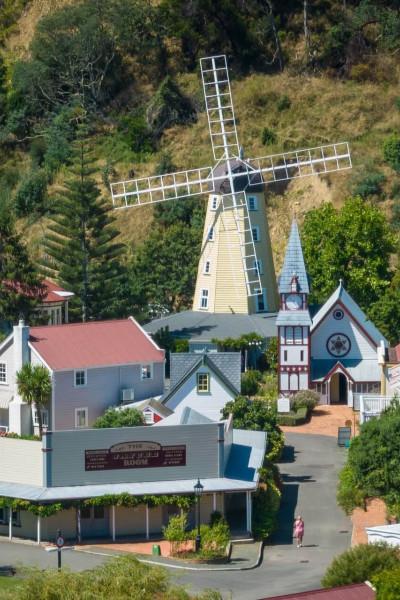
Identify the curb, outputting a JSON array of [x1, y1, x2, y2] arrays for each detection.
[[75, 541, 265, 572]]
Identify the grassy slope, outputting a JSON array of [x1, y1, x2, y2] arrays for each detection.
[[6, 1, 400, 272]]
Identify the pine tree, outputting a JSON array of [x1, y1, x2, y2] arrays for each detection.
[[41, 129, 125, 321], [0, 202, 45, 323]]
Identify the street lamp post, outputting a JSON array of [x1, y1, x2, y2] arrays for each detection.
[[194, 478, 204, 553]]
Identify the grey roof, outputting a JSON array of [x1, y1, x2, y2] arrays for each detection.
[[276, 310, 312, 326], [180, 407, 215, 425], [170, 352, 241, 394], [278, 220, 309, 294], [311, 358, 381, 382], [210, 158, 264, 194], [163, 352, 240, 405], [311, 282, 388, 346], [144, 311, 277, 342]]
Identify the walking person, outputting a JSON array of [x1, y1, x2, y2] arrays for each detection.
[[293, 515, 304, 548]]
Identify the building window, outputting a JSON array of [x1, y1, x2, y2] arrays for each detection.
[[294, 327, 303, 344], [0, 508, 6, 524], [75, 407, 88, 428], [256, 289, 266, 312], [284, 350, 288, 362], [211, 196, 218, 210], [81, 506, 91, 519], [286, 327, 294, 344], [254, 260, 263, 276], [197, 373, 210, 393], [200, 289, 209, 309], [34, 409, 49, 428], [75, 370, 86, 387], [333, 308, 344, 320], [247, 196, 258, 211], [94, 506, 105, 519], [204, 260, 211, 275], [143, 410, 154, 424], [300, 350, 304, 361], [207, 226, 214, 241], [141, 364, 153, 380], [252, 226, 260, 242], [0, 362, 6, 384]]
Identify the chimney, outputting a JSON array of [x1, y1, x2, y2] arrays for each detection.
[[13, 319, 30, 376]]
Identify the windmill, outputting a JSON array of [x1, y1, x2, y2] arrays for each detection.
[[110, 55, 351, 315]]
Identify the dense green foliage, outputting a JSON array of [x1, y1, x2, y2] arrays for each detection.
[[16, 364, 51, 437], [322, 543, 400, 588], [93, 407, 145, 429], [241, 370, 262, 396], [41, 129, 125, 321], [222, 396, 284, 462], [2, 555, 221, 600], [337, 401, 400, 514], [252, 476, 281, 540], [292, 390, 319, 412], [301, 197, 395, 309], [372, 567, 400, 599], [163, 512, 230, 559], [276, 406, 308, 427]]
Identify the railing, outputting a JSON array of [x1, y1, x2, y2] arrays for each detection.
[[359, 395, 394, 424]]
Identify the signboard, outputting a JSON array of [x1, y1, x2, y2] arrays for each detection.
[[337, 427, 352, 447], [85, 441, 186, 472], [388, 365, 400, 393], [277, 396, 291, 413], [56, 536, 64, 548]]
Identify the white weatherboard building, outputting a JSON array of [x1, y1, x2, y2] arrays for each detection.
[[0, 418, 265, 543], [278, 221, 389, 406]]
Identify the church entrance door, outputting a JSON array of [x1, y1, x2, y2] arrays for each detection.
[[330, 372, 348, 404]]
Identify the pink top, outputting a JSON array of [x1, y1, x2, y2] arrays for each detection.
[[294, 520, 304, 535]]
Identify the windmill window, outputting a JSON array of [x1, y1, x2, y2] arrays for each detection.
[[254, 260, 263, 276], [294, 327, 303, 344], [0, 362, 6, 384], [204, 260, 211, 275], [252, 226, 260, 242], [200, 289, 209, 309], [211, 196, 218, 210], [207, 226, 214, 241], [256, 288, 267, 312], [197, 373, 210, 393], [247, 196, 258, 211], [286, 327, 294, 344]]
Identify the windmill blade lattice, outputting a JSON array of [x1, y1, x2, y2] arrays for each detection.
[[200, 55, 240, 161]]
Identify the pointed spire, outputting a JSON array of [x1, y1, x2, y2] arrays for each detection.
[[278, 220, 309, 294]]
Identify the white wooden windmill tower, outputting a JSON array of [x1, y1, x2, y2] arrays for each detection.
[[111, 55, 351, 315]]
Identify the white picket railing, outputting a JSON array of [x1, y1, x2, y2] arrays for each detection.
[[359, 395, 395, 424]]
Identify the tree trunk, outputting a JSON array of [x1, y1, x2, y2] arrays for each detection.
[[35, 402, 43, 439], [266, 0, 284, 72]]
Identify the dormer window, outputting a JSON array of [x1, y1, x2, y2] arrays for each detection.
[[290, 274, 299, 293]]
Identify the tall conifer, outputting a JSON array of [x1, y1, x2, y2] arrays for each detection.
[[41, 128, 125, 321]]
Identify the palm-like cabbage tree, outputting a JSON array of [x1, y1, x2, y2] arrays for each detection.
[[16, 364, 51, 437]]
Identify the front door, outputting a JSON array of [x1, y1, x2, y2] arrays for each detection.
[[330, 372, 348, 404]]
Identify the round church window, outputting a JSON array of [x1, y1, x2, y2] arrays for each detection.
[[333, 309, 344, 320], [326, 333, 351, 357]]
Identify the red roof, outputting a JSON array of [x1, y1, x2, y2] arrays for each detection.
[[29, 318, 164, 370], [42, 279, 74, 304], [262, 584, 375, 600]]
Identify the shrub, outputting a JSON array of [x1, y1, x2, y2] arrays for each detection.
[[14, 169, 48, 216], [200, 519, 230, 558], [241, 369, 262, 396], [252, 480, 281, 540], [93, 407, 145, 428], [276, 406, 308, 426], [372, 566, 400, 598], [277, 95, 291, 112], [353, 171, 386, 199], [349, 64, 371, 82], [261, 127, 277, 146], [146, 76, 196, 139], [395, 97, 400, 112], [265, 337, 278, 371], [118, 113, 154, 154], [267, 427, 285, 462], [337, 463, 366, 514], [322, 543, 400, 588], [292, 390, 319, 412], [383, 134, 400, 172], [163, 513, 189, 555]]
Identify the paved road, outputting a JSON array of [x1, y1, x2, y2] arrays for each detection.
[[0, 433, 351, 599]]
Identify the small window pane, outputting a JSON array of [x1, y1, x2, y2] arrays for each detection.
[[75, 371, 86, 386], [204, 261, 211, 274], [75, 409, 87, 428], [207, 226, 214, 241], [200, 289, 209, 309], [252, 227, 260, 242], [141, 365, 152, 379], [197, 373, 209, 392], [0, 363, 6, 383], [248, 196, 257, 211], [211, 196, 218, 210]]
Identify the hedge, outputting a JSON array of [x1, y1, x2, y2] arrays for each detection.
[[276, 406, 308, 426]]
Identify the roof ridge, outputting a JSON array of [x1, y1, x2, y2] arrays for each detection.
[[30, 318, 133, 331]]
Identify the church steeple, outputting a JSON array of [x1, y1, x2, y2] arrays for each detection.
[[277, 220, 311, 395], [278, 220, 309, 295]]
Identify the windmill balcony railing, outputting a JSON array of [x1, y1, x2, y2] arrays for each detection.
[[359, 394, 395, 423]]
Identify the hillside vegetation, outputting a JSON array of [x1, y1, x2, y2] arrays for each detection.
[[0, 0, 399, 327]]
